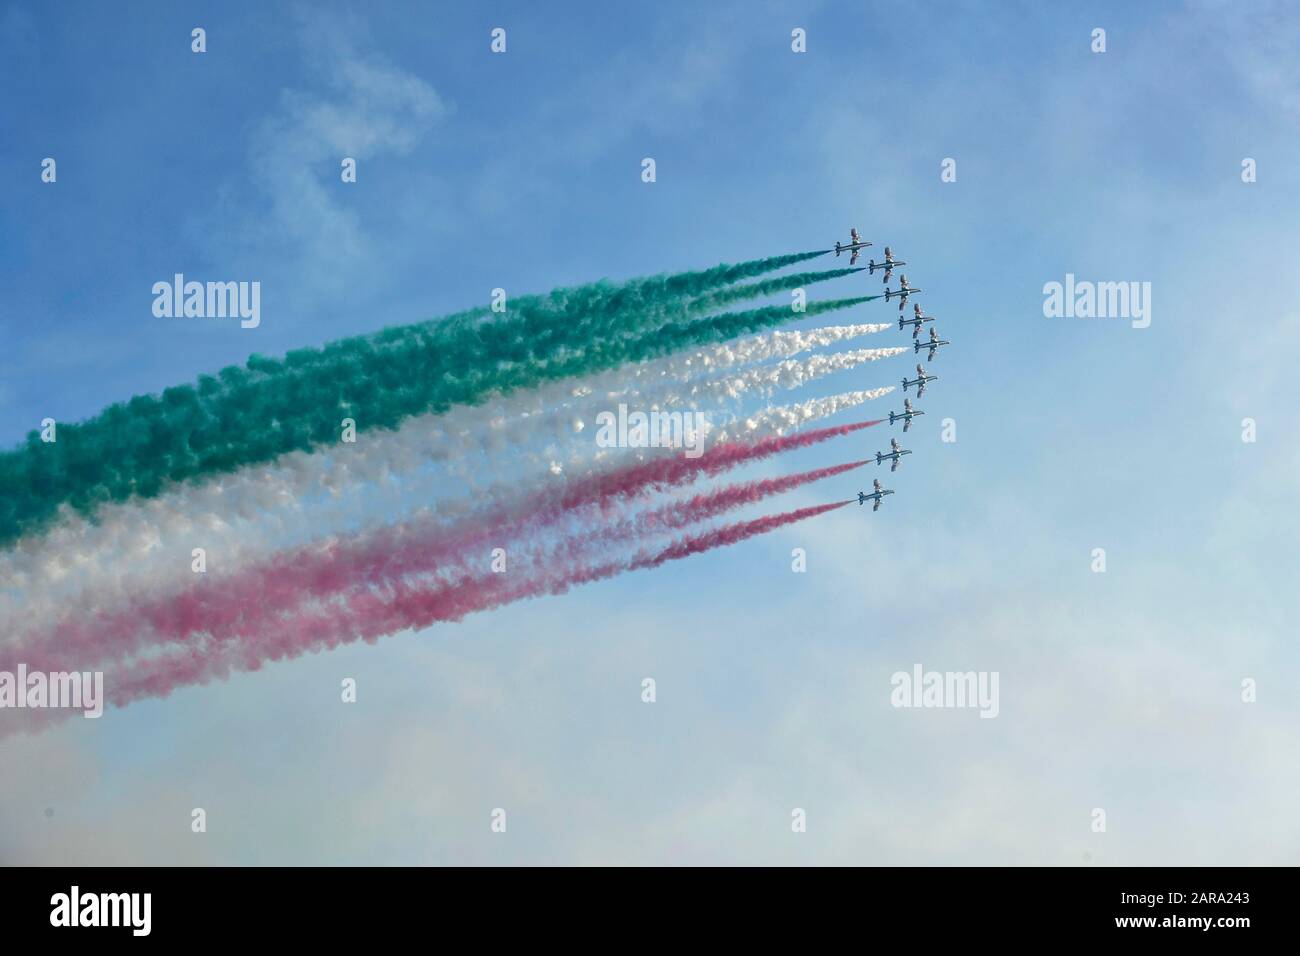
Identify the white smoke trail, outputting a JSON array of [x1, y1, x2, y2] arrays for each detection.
[[674, 347, 905, 404], [717, 387, 896, 441], [435, 344, 904, 487], [575, 322, 891, 395], [409, 323, 893, 459]]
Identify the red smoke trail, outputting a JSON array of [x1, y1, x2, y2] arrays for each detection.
[[119, 465, 862, 674], [589, 461, 866, 544], [11, 424, 879, 673], [555, 419, 879, 510], [99, 499, 852, 711], [632, 500, 851, 570]]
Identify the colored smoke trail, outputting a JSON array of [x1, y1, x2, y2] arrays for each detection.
[[717, 387, 894, 441], [677, 347, 907, 403], [680, 267, 861, 317], [0, 246, 904, 737], [552, 418, 880, 511], [581, 296, 880, 377], [95, 499, 851, 713], [9, 422, 880, 670], [629, 500, 851, 571], [0, 252, 837, 547], [1, 376, 895, 634], [628, 322, 893, 384], [588, 461, 867, 545]]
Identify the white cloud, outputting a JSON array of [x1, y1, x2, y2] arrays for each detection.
[[197, 12, 448, 310]]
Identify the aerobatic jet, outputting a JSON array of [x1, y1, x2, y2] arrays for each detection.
[[868, 247, 906, 283], [902, 363, 938, 397], [875, 437, 912, 472], [858, 478, 894, 512], [833, 227, 872, 265], [899, 303, 936, 338], [884, 275, 921, 312], [913, 327, 951, 362], [888, 398, 924, 432]]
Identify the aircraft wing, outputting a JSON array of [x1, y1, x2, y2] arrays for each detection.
[[872, 498, 881, 512], [849, 249, 860, 266], [903, 418, 911, 432], [927, 346, 937, 361], [891, 458, 900, 472]]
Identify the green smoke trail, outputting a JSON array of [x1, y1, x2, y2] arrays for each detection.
[[421, 249, 835, 346], [207, 254, 838, 389], [274, 265, 856, 396], [0, 252, 846, 547], [377, 249, 832, 349], [681, 267, 862, 318], [544, 249, 832, 339]]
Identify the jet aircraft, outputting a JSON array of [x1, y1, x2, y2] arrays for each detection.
[[875, 437, 912, 472], [899, 303, 936, 338], [834, 227, 872, 265], [902, 363, 938, 397], [884, 275, 921, 312], [888, 398, 924, 432], [858, 479, 895, 512], [868, 247, 906, 283], [914, 327, 951, 362]]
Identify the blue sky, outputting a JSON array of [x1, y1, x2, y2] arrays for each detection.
[[2, 0, 1299, 864]]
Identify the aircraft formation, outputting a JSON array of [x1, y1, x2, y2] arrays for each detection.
[[833, 226, 952, 513]]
